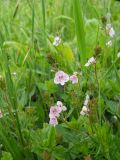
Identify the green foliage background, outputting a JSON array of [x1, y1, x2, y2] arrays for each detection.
[[0, 0, 120, 160]]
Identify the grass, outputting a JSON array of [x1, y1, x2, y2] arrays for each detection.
[[0, 0, 120, 160]]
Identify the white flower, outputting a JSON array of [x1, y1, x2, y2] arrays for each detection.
[[85, 57, 96, 67], [84, 95, 89, 106], [106, 24, 115, 37], [106, 40, 112, 47], [57, 101, 63, 107], [80, 106, 89, 116], [53, 36, 61, 46], [117, 52, 120, 58], [57, 101, 67, 112], [61, 106, 67, 111], [109, 27, 115, 37], [80, 95, 90, 116], [80, 110, 86, 116], [82, 106, 88, 112]]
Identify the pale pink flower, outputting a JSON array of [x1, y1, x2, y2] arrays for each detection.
[[88, 57, 96, 64], [49, 106, 61, 118], [85, 57, 96, 67], [57, 101, 67, 112], [49, 117, 58, 126], [54, 71, 69, 85], [117, 52, 120, 58], [70, 74, 78, 84], [53, 36, 61, 46]]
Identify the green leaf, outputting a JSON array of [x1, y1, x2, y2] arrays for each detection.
[[47, 126, 56, 148]]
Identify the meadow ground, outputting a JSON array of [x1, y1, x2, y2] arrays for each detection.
[[0, 0, 120, 160]]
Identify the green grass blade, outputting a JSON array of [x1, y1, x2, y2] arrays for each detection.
[[41, 0, 47, 46], [32, 0, 35, 45], [73, 0, 86, 64], [41, 0, 46, 31], [0, 122, 23, 160]]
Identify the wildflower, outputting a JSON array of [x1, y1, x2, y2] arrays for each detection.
[[80, 110, 86, 116], [106, 24, 115, 37], [49, 106, 61, 118], [85, 57, 96, 67], [0, 110, 3, 118], [57, 101, 67, 111], [54, 71, 69, 85], [106, 40, 112, 47], [49, 117, 58, 126], [117, 52, 120, 58], [49, 101, 67, 126], [57, 101, 63, 107], [70, 72, 78, 84], [80, 106, 89, 116], [80, 95, 90, 116], [61, 105, 67, 111], [53, 36, 61, 46], [109, 27, 115, 37]]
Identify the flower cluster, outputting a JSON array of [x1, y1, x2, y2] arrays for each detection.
[[49, 101, 67, 126], [80, 95, 90, 116], [54, 71, 78, 85], [53, 36, 61, 46], [85, 57, 96, 67]]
